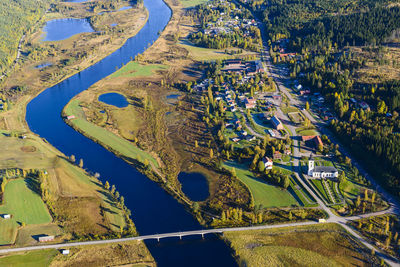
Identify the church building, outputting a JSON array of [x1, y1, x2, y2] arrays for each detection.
[[307, 155, 338, 179]]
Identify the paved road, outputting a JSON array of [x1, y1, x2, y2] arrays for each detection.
[[238, 108, 265, 138]]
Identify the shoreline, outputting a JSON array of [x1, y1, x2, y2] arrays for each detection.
[[1, 4, 149, 132]]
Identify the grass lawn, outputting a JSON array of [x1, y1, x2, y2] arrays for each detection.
[[0, 250, 58, 267], [0, 131, 57, 170], [0, 179, 52, 245], [0, 179, 52, 224], [296, 128, 319, 136], [288, 176, 316, 207], [310, 179, 331, 204], [288, 112, 305, 124], [64, 99, 158, 168], [110, 61, 167, 78], [339, 179, 360, 199], [0, 219, 17, 245], [224, 161, 298, 208], [180, 0, 209, 7], [224, 223, 375, 267], [15, 224, 61, 246], [280, 105, 298, 114]]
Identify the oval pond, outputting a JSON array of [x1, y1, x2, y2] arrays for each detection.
[[178, 172, 209, 201], [98, 92, 129, 108]]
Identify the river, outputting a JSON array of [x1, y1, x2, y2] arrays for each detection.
[[25, 0, 237, 266]]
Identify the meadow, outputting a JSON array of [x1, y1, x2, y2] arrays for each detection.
[[224, 161, 298, 208], [63, 99, 159, 168], [224, 223, 377, 266], [110, 61, 167, 78], [0, 178, 52, 245]]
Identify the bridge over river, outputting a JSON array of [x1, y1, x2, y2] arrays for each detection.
[[0, 221, 318, 255]]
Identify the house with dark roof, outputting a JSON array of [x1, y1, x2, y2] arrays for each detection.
[[301, 135, 323, 148], [271, 116, 283, 130]]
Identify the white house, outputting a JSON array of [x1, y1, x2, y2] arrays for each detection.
[[62, 249, 70, 255], [307, 155, 338, 179], [263, 157, 273, 170], [3, 214, 11, 219]]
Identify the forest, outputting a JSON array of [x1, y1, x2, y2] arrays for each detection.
[[237, 0, 400, 195], [0, 0, 51, 75]]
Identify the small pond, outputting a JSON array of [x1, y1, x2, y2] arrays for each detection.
[[166, 94, 181, 99], [118, 6, 133, 11], [110, 23, 118, 27], [42, 18, 94, 41], [98, 92, 129, 108], [64, 0, 89, 2], [35, 63, 52, 69], [178, 172, 209, 201]]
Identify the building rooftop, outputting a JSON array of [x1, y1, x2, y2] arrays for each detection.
[[314, 166, 337, 173]]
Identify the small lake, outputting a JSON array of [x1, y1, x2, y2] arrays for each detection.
[[119, 6, 133, 11], [64, 0, 90, 2], [35, 63, 52, 69], [166, 94, 181, 99], [178, 172, 209, 201], [110, 23, 118, 27], [42, 18, 94, 41], [98, 93, 129, 108]]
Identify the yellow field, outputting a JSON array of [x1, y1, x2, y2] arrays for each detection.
[[224, 223, 377, 266]]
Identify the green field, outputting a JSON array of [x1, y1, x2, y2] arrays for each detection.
[[64, 99, 158, 168], [288, 176, 317, 207], [296, 128, 319, 136], [280, 105, 298, 114], [310, 179, 331, 204], [110, 61, 167, 78], [0, 250, 58, 267], [0, 179, 52, 245], [179, 40, 258, 61], [180, 0, 209, 7], [0, 219, 17, 245], [224, 162, 298, 208]]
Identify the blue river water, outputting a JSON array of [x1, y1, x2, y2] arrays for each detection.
[[42, 18, 94, 41], [26, 0, 237, 265]]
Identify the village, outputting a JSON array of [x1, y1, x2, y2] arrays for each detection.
[[191, 51, 387, 217], [189, 0, 262, 52]]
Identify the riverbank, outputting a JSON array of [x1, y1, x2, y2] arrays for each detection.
[[0, 0, 154, 262], [0, 0, 148, 132]]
